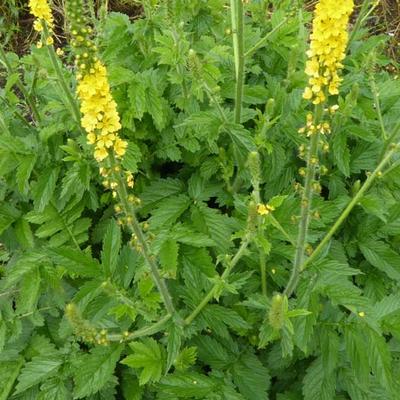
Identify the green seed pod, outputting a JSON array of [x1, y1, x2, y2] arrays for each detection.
[[268, 293, 287, 330], [248, 151, 261, 187], [265, 98, 275, 119], [65, 303, 98, 341]]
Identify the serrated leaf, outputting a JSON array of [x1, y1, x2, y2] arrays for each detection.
[[174, 347, 197, 371], [232, 350, 271, 400], [73, 345, 123, 399], [101, 219, 121, 276], [32, 167, 60, 212], [15, 356, 62, 394], [159, 239, 179, 278], [224, 124, 256, 165], [359, 240, 400, 282], [0, 358, 23, 400], [16, 154, 36, 195], [366, 329, 394, 393], [0, 203, 21, 235], [192, 203, 235, 253], [157, 372, 217, 398], [303, 357, 335, 400], [149, 195, 191, 229], [121, 338, 164, 385], [50, 247, 101, 278], [121, 142, 142, 173]]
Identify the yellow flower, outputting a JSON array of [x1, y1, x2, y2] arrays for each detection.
[[94, 147, 108, 162], [46, 36, 54, 45], [303, 0, 354, 104], [29, 0, 54, 31], [56, 48, 64, 56], [257, 204, 275, 216]]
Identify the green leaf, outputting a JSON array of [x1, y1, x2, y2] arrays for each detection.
[[15, 356, 63, 394], [16, 154, 36, 195], [140, 178, 185, 209], [101, 219, 121, 276], [303, 357, 335, 400], [73, 345, 123, 398], [149, 195, 191, 229], [0, 203, 21, 235], [191, 203, 235, 253], [174, 347, 197, 371], [286, 309, 312, 318], [50, 247, 101, 278], [332, 131, 350, 177], [224, 124, 256, 165], [16, 266, 41, 315], [166, 324, 183, 372], [121, 338, 164, 385], [359, 240, 400, 282], [232, 350, 271, 400], [32, 167, 60, 212], [0, 358, 24, 400], [39, 378, 69, 400], [366, 329, 394, 393], [344, 325, 370, 387], [159, 239, 179, 279], [122, 142, 142, 173], [157, 372, 217, 398], [373, 294, 400, 322]]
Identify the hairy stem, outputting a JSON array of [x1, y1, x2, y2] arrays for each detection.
[[299, 144, 398, 272], [244, 17, 288, 57], [284, 106, 322, 297], [184, 233, 251, 325], [107, 314, 172, 342], [231, 0, 245, 124], [43, 25, 82, 125], [109, 159, 178, 319]]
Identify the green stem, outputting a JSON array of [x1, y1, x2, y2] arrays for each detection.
[[299, 145, 397, 272], [231, 0, 245, 124], [370, 73, 387, 140], [184, 234, 251, 325], [0, 45, 42, 125], [251, 163, 267, 296], [284, 106, 322, 297], [106, 314, 172, 342], [110, 160, 178, 319], [43, 25, 81, 125], [244, 17, 288, 57]]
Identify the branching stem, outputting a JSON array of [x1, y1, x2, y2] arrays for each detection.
[[109, 156, 178, 320], [284, 105, 322, 297], [184, 233, 252, 325]]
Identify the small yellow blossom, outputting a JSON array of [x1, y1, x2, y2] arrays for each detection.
[[56, 48, 64, 56], [358, 311, 366, 318], [257, 204, 275, 216], [46, 36, 54, 45]]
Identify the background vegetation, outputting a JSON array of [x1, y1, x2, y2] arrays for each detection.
[[1, 0, 400, 399]]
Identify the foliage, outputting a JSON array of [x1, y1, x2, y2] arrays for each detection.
[[1, 1, 400, 399]]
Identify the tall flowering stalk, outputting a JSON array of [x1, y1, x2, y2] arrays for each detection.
[[284, 0, 354, 297], [28, 0, 54, 46], [65, 0, 178, 318]]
